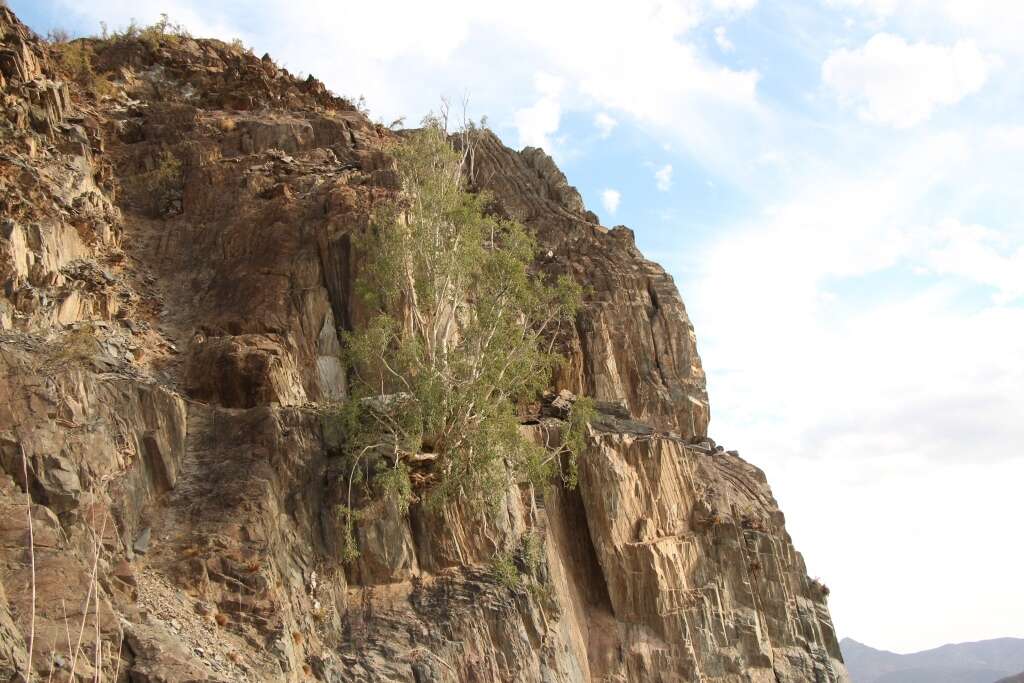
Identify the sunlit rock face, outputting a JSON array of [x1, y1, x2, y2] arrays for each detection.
[[0, 6, 846, 681]]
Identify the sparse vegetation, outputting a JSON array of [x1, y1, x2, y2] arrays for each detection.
[[45, 27, 72, 44], [349, 94, 370, 117], [324, 119, 591, 561], [228, 37, 252, 54], [488, 531, 553, 603], [490, 549, 521, 589], [49, 14, 198, 101], [51, 40, 117, 98], [520, 530, 546, 578], [105, 13, 191, 50]]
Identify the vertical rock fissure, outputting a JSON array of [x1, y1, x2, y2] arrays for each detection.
[[646, 278, 671, 389]]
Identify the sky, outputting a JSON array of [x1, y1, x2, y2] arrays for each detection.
[[13, 0, 1024, 655]]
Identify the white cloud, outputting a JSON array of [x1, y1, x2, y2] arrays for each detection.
[[826, 0, 900, 15], [711, 0, 758, 11], [822, 34, 994, 127], [601, 189, 622, 215], [829, 0, 1024, 55], [593, 112, 618, 138], [988, 125, 1024, 149], [686, 130, 1024, 651], [823, 34, 991, 127], [923, 220, 1024, 303], [713, 25, 734, 52], [655, 164, 674, 191], [513, 73, 564, 150], [755, 150, 784, 166], [41, 0, 767, 180], [939, 0, 1024, 53]]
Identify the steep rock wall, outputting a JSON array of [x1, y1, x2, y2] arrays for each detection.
[[0, 8, 846, 682], [466, 133, 709, 438]]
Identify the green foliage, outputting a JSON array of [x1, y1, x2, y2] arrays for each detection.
[[325, 120, 591, 561], [561, 397, 596, 489], [333, 505, 364, 564], [375, 460, 414, 514], [520, 530, 545, 577], [489, 530, 550, 597], [346, 120, 581, 497], [490, 550, 520, 589]]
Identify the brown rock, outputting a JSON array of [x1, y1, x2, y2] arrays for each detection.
[[0, 6, 848, 681]]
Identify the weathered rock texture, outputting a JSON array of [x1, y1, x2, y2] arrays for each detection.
[[0, 8, 847, 681]]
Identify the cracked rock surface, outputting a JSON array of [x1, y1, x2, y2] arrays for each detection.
[[0, 7, 847, 681]]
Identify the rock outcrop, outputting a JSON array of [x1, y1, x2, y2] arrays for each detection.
[[0, 8, 847, 681]]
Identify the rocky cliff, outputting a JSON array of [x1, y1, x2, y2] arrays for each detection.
[[0, 8, 848, 682]]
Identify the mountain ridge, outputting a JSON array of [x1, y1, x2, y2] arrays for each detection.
[[841, 637, 1024, 683]]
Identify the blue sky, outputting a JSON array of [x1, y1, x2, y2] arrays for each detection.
[[14, 0, 1024, 654]]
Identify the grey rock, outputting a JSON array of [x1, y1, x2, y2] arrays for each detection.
[[133, 526, 152, 555]]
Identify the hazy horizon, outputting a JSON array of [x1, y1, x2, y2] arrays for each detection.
[[843, 635, 1024, 656], [14, 0, 1024, 654]]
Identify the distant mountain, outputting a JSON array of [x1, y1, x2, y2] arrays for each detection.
[[841, 638, 1024, 683]]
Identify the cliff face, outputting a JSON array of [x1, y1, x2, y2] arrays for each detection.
[[0, 8, 847, 682]]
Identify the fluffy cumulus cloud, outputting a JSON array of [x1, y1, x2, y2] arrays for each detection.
[[713, 25, 734, 52], [513, 73, 564, 150], [593, 112, 618, 138], [601, 189, 622, 214], [655, 164, 674, 191], [822, 34, 994, 127]]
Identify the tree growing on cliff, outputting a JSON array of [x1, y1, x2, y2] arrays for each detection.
[[328, 120, 591, 560]]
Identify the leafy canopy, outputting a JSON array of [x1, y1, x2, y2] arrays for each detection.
[[330, 120, 589, 558]]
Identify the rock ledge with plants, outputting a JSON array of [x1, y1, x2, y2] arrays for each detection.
[[0, 7, 848, 682]]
